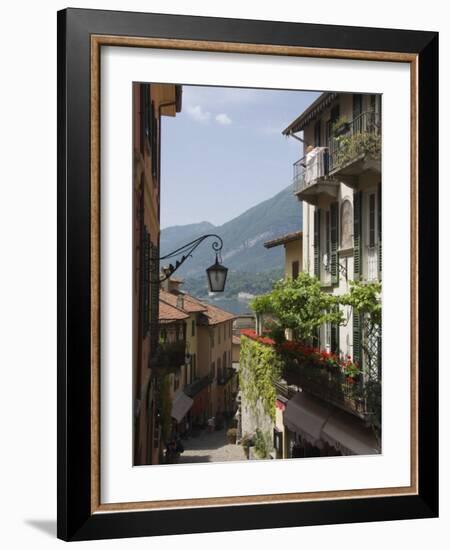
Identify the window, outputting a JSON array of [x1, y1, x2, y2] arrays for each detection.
[[211, 330, 215, 348], [326, 104, 340, 145], [218, 325, 221, 345], [211, 361, 215, 379], [191, 320, 195, 337], [323, 322, 331, 352], [292, 260, 299, 279]]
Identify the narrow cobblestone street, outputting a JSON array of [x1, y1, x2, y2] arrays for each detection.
[[178, 427, 246, 463]]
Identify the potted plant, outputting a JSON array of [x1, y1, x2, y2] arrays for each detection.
[[331, 116, 349, 137], [226, 427, 237, 444], [241, 434, 254, 459]]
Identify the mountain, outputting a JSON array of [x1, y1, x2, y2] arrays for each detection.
[[160, 185, 302, 278], [160, 221, 216, 254]]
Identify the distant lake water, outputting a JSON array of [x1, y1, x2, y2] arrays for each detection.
[[200, 296, 253, 316]]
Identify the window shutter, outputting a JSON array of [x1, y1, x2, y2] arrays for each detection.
[[353, 311, 362, 366], [139, 190, 146, 338], [314, 208, 321, 279], [139, 85, 147, 155], [377, 183, 382, 279], [151, 103, 158, 178], [331, 322, 339, 354], [330, 201, 339, 284], [369, 193, 376, 248], [353, 191, 362, 281], [149, 241, 160, 357]]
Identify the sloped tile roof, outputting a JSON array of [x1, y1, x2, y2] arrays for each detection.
[[160, 289, 234, 326], [159, 299, 189, 323], [264, 230, 303, 249], [160, 289, 208, 313]]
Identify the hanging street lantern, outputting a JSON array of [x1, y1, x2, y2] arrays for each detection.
[[155, 233, 228, 292], [206, 254, 228, 293]]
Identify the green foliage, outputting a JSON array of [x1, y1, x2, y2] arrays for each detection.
[[331, 116, 349, 134], [254, 429, 272, 459], [265, 321, 287, 345], [250, 272, 343, 342], [333, 131, 381, 168], [239, 336, 283, 421], [340, 280, 381, 326], [241, 433, 254, 448]]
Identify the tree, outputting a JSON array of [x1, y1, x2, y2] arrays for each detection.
[[250, 272, 343, 343]]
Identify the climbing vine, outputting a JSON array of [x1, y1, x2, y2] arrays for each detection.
[[332, 131, 381, 168], [239, 336, 283, 422], [250, 272, 343, 343]]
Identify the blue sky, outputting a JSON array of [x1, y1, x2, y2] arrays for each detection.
[[160, 85, 321, 229]]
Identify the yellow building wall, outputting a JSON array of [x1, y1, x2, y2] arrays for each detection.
[[284, 238, 303, 279]]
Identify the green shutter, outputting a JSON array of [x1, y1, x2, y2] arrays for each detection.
[[331, 322, 339, 354], [314, 208, 321, 279], [377, 183, 382, 279], [353, 311, 362, 366], [149, 242, 160, 357], [330, 201, 339, 284], [353, 190, 362, 281]]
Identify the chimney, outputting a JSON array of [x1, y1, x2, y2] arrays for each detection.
[[177, 294, 185, 310]]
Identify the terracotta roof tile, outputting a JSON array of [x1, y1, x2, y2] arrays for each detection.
[[159, 289, 207, 313], [198, 301, 235, 326], [159, 289, 234, 325], [264, 230, 302, 249], [159, 299, 189, 323]]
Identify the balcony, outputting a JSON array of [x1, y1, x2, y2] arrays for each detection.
[[217, 366, 237, 386], [184, 373, 214, 398], [282, 361, 380, 422], [149, 339, 186, 374], [329, 111, 381, 185], [292, 147, 339, 205]]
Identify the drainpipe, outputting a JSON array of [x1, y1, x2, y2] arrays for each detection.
[[286, 131, 309, 271]]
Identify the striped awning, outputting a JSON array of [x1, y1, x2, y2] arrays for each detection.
[[171, 391, 193, 423], [283, 392, 330, 447]]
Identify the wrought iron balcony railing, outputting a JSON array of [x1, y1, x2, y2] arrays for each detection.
[[184, 373, 214, 398], [293, 146, 329, 195], [217, 366, 237, 386], [282, 361, 380, 422], [149, 339, 186, 373], [329, 111, 381, 173]]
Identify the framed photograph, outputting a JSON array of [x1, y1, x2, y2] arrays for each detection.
[[57, 8, 438, 541]]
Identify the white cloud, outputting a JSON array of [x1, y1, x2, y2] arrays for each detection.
[[185, 104, 211, 123], [215, 113, 232, 125]]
